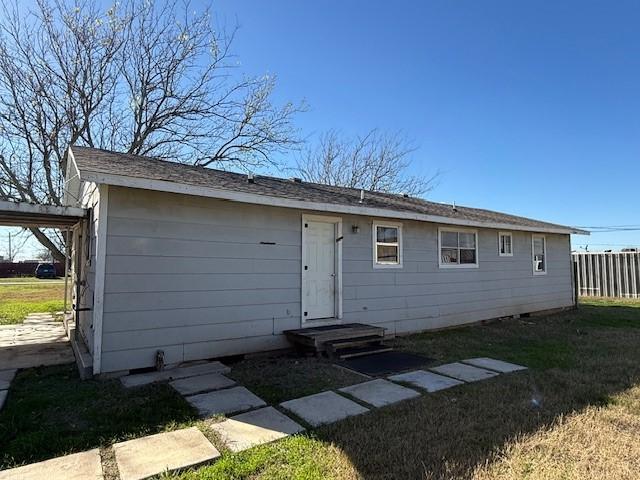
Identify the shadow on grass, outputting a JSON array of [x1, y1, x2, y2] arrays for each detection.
[[310, 303, 640, 479], [0, 364, 197, 469]]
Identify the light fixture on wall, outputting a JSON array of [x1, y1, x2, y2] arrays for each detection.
[[352, 225, 360, 234]]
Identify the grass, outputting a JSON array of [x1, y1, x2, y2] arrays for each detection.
[[0, 280, 66, 324], [0, 364, 196, 469], [177, 298, 640, 480], [227, 354, 367, 404], [1, 298, 639, 479]]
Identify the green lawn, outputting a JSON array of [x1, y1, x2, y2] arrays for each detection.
[[0, 280, 66, 324], [1, 298, 639, 480]]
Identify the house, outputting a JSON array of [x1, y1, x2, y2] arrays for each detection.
[[64, 146, 587, 376]]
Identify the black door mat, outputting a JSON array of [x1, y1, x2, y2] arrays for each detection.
[[337, 351, 435, 377]]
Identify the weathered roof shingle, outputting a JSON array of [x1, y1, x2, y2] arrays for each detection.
[[69, 146, 586, 234]]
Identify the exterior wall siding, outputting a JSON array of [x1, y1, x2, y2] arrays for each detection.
[[100, 186, 573, 373], [73, 181, 100, 354]]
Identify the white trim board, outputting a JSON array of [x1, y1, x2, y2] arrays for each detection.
[[372, 221, 403, 269], [92, 184, 109, 375], [438, 226, 480, 269], [301, 214, 343, 326], [78, 169, 588, 236]]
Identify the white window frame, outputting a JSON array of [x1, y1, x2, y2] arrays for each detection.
[[498, 231, 513, 257], [372, 222, 403, 269], [532, 234, 547, 276], [438, 226, 479, 269]]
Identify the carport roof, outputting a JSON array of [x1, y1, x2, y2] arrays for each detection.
[[0, 200, 86, 228]]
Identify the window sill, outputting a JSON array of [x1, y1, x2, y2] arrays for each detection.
[[438, 263, 479, 269], [373, 263, 403, 269]]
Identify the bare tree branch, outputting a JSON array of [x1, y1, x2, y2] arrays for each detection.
[[297, 129, 438, 196], [0, 0, 304, 260]]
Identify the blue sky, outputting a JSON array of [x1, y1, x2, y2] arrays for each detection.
[[2, 0, 639, 259], [209, 0, 640, 251]]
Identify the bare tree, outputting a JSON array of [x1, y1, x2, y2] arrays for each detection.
[[0, 0, 304, 261], [0, 228, 30, 262], [297, 129, 437, 196]]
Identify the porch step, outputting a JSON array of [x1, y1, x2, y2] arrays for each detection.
[[325, 335, 385, 350], [334, 345, 394, 360], [284, 323, 386, 352], [325, 335, 390, 360]]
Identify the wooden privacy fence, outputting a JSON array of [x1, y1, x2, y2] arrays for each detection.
[[573, 252, 640, 298]]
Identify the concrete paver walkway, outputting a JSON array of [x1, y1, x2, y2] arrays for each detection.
[[462, 357, 527, 373], [280, 391, 369, 427], [0, 355, 529, 479], [430, 362, 499, 382], [389, 370, 464, 392], [0, 369, 16, 391], [0, 314, 73, 370], [170, 372, 236, 396], [187, 386, 267, 417], [0, 449, 102, 480], [120, 361, 230, 388], [339, 379, 420, 408], [113, 427, 219, 480], [210, 406, 304, 452]]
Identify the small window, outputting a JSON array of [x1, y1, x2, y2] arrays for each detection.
[[439, 228, 478, 268], [532, 234, 546, 275], [498, 232, 513, 256], [373, 223, 402, 267]]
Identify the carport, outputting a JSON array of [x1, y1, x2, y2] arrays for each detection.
[[0, 200, 88, 372]]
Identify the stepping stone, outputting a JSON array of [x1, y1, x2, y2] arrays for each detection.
[[0, 448, 102, 480], [0, 369, 16, 390], [430, 362, 499, 382], [462, 357, 527, 373], [113, 427, 219, 480], [0, 390, 6, 410], [120, 361, 230, 388], [280, 391, 369, 427], [389, 370, 464, 392], [338, 379, 420, 408], [210, 406, 304, 452], [170, 373, 236, 396], [187, 386, 266, 417]]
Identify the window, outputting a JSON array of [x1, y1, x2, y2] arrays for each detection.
[[498, 232, 513, 256], [532, 234, 546, 275], [373, 223, 402, 267], [439, 228, 478, 268]]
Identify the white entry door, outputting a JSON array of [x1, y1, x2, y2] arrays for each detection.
[[302, 217, 337, 321]]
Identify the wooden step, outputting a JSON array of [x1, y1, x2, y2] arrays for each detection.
[[284, 323, 386, 351], [325, 335, 384, 351], [336, 345, 394, 360]]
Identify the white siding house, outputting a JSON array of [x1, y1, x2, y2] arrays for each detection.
[[65, 147, 586, 375]]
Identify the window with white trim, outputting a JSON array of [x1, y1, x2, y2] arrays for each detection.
[[439, 228, 478, 268], [532, 234, 546, 274], [498, 232, 513, 256], [373, 223, 402, 267]]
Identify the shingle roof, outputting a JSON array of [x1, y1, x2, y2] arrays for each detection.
[[69, 146, 587, 235]]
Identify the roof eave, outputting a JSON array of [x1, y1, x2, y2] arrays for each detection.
[[78, 168, 588, 235]]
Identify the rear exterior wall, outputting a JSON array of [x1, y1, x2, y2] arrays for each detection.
[[99, 186, 573, 372]]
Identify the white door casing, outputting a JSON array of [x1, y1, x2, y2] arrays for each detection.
[[301, 214, 342, 323]]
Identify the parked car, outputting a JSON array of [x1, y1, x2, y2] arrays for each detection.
[[35, 263, 57, 279]]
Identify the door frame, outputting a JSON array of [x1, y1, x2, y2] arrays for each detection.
[[301, 213, 343, 326]]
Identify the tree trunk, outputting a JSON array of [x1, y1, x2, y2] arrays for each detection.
[[29, 227, 65, 263]]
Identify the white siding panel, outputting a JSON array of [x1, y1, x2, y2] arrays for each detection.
[[99, 186, 574, 373]]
